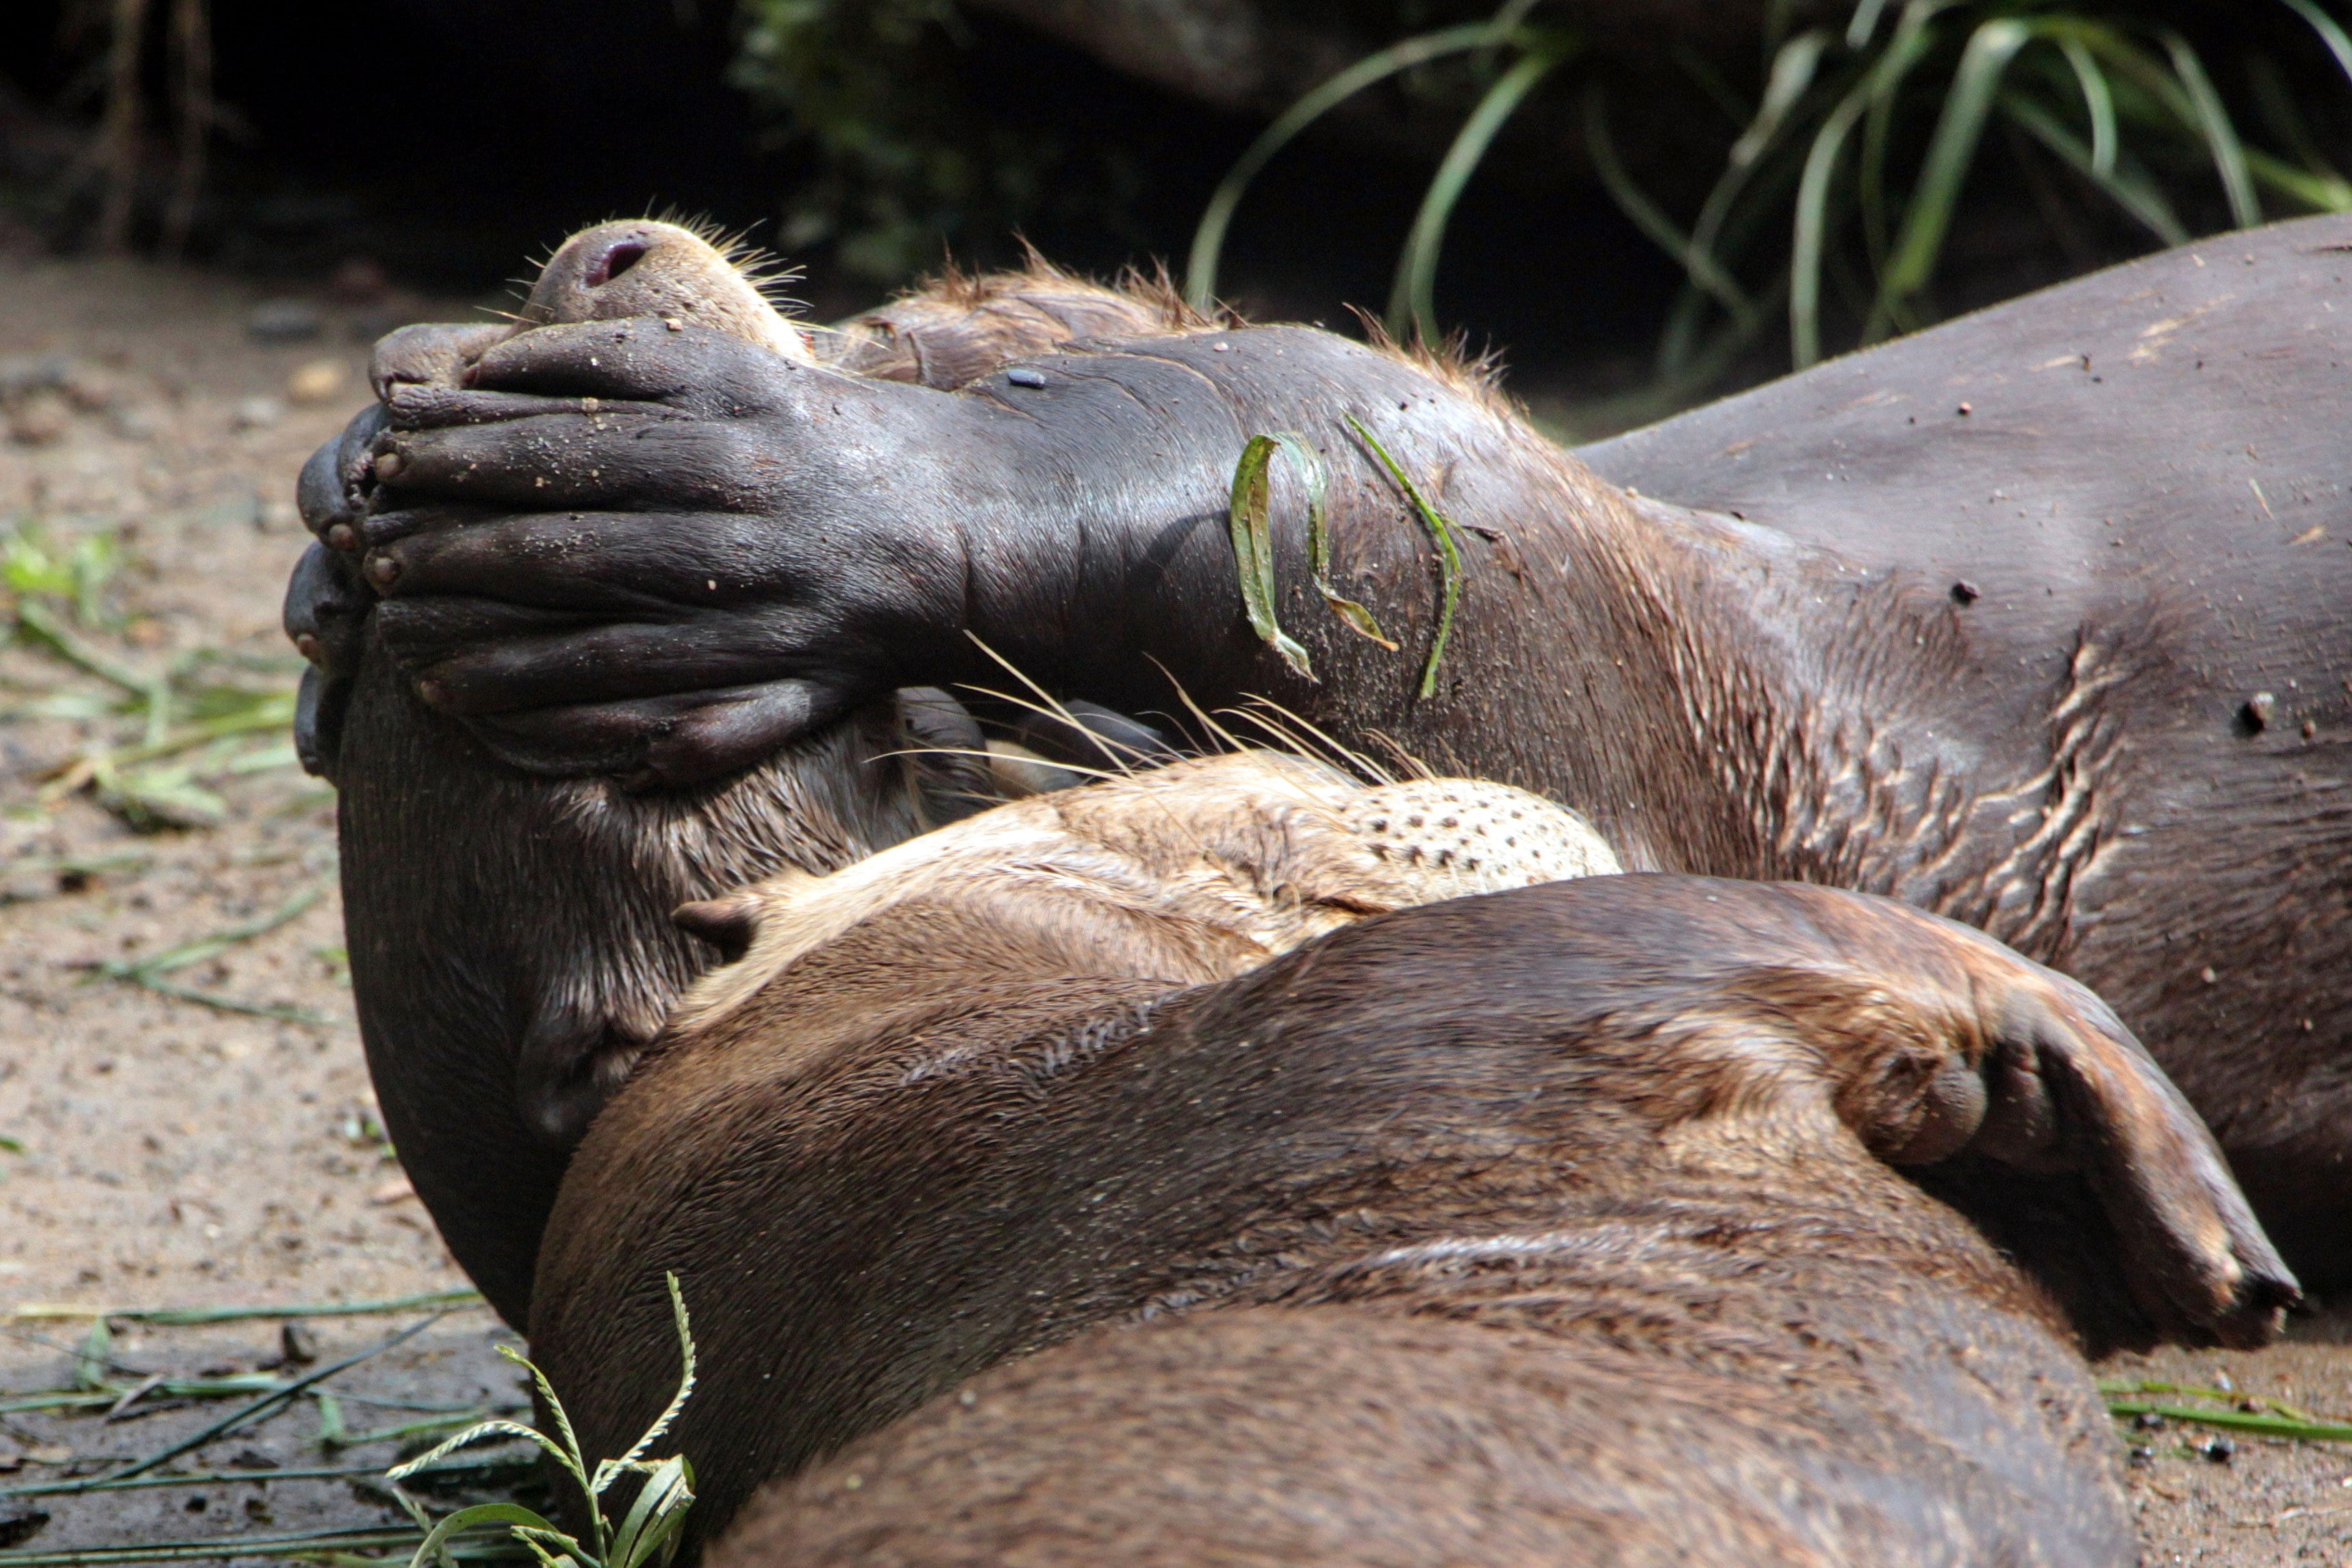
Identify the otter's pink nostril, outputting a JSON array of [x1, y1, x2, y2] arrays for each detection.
[[585, 240, 650, 290]]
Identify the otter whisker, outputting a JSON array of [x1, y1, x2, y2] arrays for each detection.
[[1217, 696, 1395, 787], [870, 744, 1132, 789]]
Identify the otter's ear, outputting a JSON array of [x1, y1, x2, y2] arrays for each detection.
[[674, 894, 764, 964]]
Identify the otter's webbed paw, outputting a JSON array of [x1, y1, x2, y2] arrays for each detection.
[[350, 320, 976, 787], [1775, 887, 2301, 1352]]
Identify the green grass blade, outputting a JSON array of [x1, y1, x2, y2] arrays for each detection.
[[1875, 17, 2035, 329], [45, 1315, 444, 1494], [1185, 20, 1500, 309], [1228, 435, 1316, 680], [613, 1275, 698, 1468], [1731, 29, 1830, 170], [1792, 78, 1872, 368], [94, 886, 323, 982], [2106, 1398, 2352, 1443], [2244, 144, 2352, 211], [1584, 85, 1756, 323], [2278, 0, 2352, 89], [73, 1315, 111, 1392], [1847, 0, 1893, 50], [1343, 415, 1463, 700], [1681, 26, 1834, 307], [0, 1527, 433, 1567], [403, 1504, 570, 1568], [0, 1454, 529, 1500], [1282, 429, 1395, 652], [2248, 50, 2344, 184], [1862, 2, 1964, 258], [2055, 36, 2116, 177], [606, 1456, 695, 1568], [491, 1345, 594, 1508], [1389, 38, 1573, 342], [1999, 91, 2188, 243], [2163, 29, 2261, 228]]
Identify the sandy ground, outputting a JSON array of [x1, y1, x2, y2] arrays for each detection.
[[1, 250, 2349, 1565], [0, 251, 526, 1558]]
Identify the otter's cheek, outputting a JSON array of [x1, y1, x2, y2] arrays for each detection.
[[1884, 1057, 1989, 1165]]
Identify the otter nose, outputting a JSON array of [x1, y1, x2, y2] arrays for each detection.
[[583, 237, 650, 290]]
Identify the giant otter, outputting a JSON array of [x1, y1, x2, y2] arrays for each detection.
[[294, 214, 2352, 1305], [524, 754, 2290, 1558]]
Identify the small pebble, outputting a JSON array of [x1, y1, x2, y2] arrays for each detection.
[[277, 1322, 319, 1365], [2242, 692, 2275, 731], [0, 352, 74, 397], [2127, 1445, 2155, 1467], [0, 1504, 49, 1548], [232, 396, 283, 431], [1956, 401, 1973, 416], [109, 404, 161, 440], [7, 391, 71, 444], [248, 299, 325, 342], [1949, 580, 1980, 605], [2201, 1434, 2235, 1464], [1005, 368, 1048, 388], [286, 359, 346, 405], [2134, 1411, 2165, 1430]]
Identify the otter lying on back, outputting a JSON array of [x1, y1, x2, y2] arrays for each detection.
[[527, 753, 2292, 1565], [293, 218, 1219, 1320]]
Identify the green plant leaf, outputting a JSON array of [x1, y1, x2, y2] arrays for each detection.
[[1343, 415, 1463, 700], [1731, 28, 1830, 170], [606, 1456, 696, 1568], [1792, 0, 1947, 366], [1389, 36, 1574, 342], [1285, 433, 1396, 652], [97, 763, 227, 831], [2052, 36, 2118, 177], [1875, 17, 2036, 332], [2106, 1398, 2352, 1443], [608, 1274, 700, 1472], [1584, 85, 1756, 325], [1999, 91, 2188, 244], [2277, 0, 2352, 92], [1793, 77, 1871, 368], [403, 1502, 572, 1568], [73, 1315, 111, 1392], [2162, 29, 2261, 228], [1227, 435, 1317, 680], [1847, 0, 1893, 51]]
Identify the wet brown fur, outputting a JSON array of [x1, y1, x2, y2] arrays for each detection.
[[532, 869, 2289, 1562], [818, 251, 1234, 389]]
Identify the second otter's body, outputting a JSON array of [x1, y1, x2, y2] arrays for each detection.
[[529, 774, 2287, 1558]]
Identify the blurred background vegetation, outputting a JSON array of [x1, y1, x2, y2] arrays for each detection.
[[4, 0, 2351, 433]]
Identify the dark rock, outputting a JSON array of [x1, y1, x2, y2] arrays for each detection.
[[0, 1504, 49, 1547]]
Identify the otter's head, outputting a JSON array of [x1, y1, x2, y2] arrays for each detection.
[[516, 218, 816, 363], [663, 752, 1621, 1069]]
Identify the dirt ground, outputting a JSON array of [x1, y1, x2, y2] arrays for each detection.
[[2, 250, 2350, 1565]]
